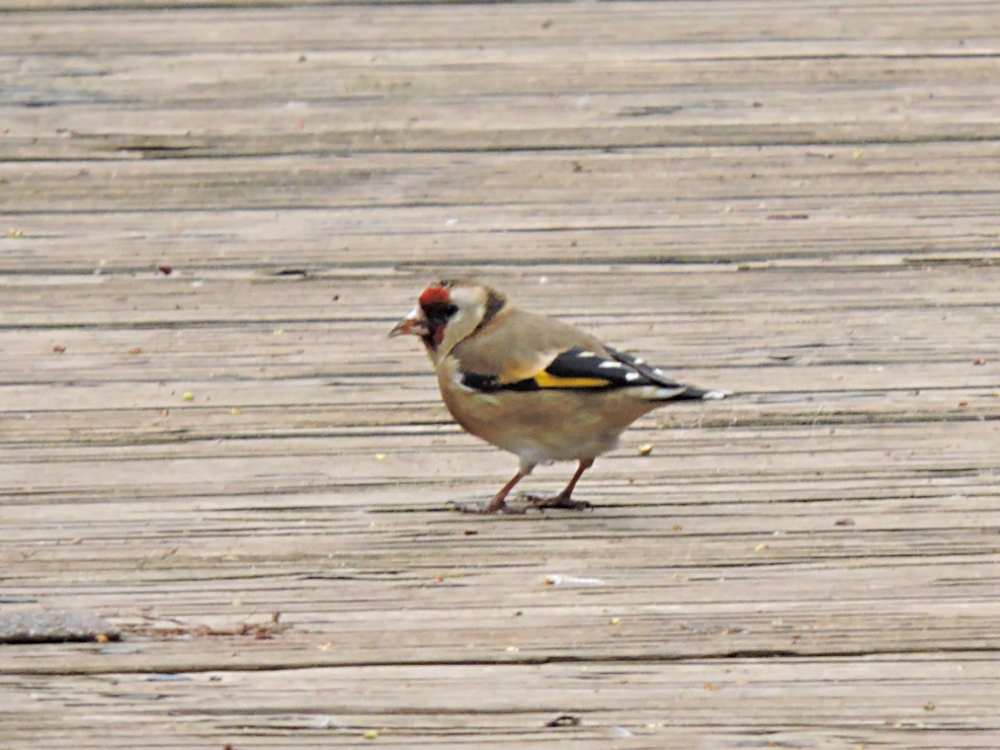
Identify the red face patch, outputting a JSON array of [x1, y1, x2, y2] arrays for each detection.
[[419, 284, 451, 308], [433, 324, 447, 348]]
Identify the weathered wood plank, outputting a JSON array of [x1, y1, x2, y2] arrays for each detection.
[[5, 144, 1000, 213], [3, 1, 1000, 748], [4, 1, 1000, 53], [2, 656, 997, 748], [2, 2, 1000, 161]]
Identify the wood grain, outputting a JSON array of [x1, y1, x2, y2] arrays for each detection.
[[2, 1, 999, 748]]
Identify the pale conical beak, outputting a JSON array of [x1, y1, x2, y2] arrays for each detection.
[[389, 307, 428, 338]]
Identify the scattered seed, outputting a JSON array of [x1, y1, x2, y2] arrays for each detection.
[[546, 715, 580, 727]]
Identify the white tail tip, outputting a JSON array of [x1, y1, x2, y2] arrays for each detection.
[[702, 390, 729, 400]]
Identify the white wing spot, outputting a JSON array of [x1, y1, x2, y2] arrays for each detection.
[[637, 384, 684, 400], [625, 372, 642, 381], [599, 361, 624, 369], [653, 368, 666, 376], [633, 357, 645, 365], [654, 387, 685, 399], [452, 371, 475, 392], [575, 351, 596, 358]]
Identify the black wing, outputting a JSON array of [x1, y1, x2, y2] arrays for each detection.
[[461, 346, 709, 400], [605, 346, 711, 400]]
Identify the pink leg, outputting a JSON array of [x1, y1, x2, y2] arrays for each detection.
[[452, 468, 531, 515], [528, 458, 595, 510]]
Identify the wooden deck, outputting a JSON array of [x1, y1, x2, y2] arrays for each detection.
[[2, 0, 999, 747]]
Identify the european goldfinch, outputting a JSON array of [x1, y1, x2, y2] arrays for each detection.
[[390, 279, 725, 514]]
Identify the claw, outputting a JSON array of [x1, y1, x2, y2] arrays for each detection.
[[525, 494, 593, 511], [447, 500, 527, 515]]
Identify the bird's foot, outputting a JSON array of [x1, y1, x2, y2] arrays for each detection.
[[524, 494, 593, 511], [447, 499, 527, 515]]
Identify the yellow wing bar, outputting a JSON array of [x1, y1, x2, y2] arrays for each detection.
[[532, 371, 611, 389]]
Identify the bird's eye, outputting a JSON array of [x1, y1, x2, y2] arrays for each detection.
[[438, 279, 452, 288], [424, 302, 459, 324]]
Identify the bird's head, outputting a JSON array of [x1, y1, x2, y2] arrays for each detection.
[[390, 279, 506, 358]]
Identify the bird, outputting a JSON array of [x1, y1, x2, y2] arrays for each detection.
[[389, 278, 725, 514]]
